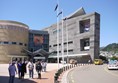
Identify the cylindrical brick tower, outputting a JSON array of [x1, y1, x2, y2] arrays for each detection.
[[0, 20, 29, 63]]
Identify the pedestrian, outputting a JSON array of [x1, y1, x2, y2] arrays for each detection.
[[41, 61, 47, 72], [35, 61, 42, 79], [17, 61, 22, 79], [27, 60, 34, 78], [21, 61, 27, 79], [8, 61, 17, 83]]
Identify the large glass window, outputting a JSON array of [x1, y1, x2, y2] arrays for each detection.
[[80, 19, 90, 33]]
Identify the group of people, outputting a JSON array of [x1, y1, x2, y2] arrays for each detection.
[[8, 59, 47, 83], [17, 61, 27, 79]]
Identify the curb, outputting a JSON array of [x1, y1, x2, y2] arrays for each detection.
[[60, 64, 93, 83], [61, 67, 77, 83]]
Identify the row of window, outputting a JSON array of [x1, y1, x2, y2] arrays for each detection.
[[50, 38, 90, 51], [0, 25, 28, 32], [52, 19, 90, 34], [50, 41, 73, 47], [53, 49, 73, 53], [0, 41, 27, 46]]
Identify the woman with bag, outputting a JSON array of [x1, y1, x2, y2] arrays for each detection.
[[27, 60, 34, 78]]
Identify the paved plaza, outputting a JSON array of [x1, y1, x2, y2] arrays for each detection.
[[0, 63, 65, 83]]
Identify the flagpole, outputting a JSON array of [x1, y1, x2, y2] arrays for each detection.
[[57, 0, 59, 69], [66, 18, 69, 64], [61, 9, 64, 66]]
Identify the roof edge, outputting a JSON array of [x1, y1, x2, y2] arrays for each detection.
[[64, 7, 86, 19]]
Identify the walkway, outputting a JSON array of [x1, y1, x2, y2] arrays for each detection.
[[0, 63, 65, 83]]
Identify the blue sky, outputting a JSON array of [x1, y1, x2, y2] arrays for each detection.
[[0, 0, 118, 47]]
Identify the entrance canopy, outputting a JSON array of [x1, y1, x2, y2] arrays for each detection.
[[23, 48, 51, 57]]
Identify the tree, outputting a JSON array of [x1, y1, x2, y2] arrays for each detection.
[[110, 56, 118, 60]]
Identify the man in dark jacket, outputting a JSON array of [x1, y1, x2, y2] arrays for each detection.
[[21, 61, 27, 79], [17, 61, 22, 79], [35, 61, 42, 79]]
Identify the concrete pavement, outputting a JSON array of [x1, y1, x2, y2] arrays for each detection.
[[0, 63, 66, 83]]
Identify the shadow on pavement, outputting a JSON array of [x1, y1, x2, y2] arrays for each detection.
[[0, 76, 37, 83]]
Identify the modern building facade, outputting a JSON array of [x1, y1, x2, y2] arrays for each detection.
[[28, 30, 49, 60], [0, 20, 29, 63], [43, 8, 100, 63]]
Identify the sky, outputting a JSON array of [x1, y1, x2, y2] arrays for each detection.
[[0, 0, 118, 47]]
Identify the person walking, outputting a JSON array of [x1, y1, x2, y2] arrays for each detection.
[[21, 61, 27, 79], [27, 60, 34, 78], [8, 61, 17, 83], [17, 61, 22, 79], [41, 61, 47, 72], [35, 61, 42, 79]]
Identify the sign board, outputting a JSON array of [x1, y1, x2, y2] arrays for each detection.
[[34, 57, 45, 59]]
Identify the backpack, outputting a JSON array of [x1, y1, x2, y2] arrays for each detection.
[[36, 63, 42, 70]]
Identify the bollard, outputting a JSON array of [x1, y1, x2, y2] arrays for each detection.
[[70, 65, 71, 68], [66, 66, 67, 70], [54, 75, 58, 82], [76, 64, 78, 67], [63, 67, 65, 71], [68, 65, 69, 69]]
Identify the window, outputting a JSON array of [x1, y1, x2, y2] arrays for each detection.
[[68, 41, 73, 44], [80, 38, 90, 51], [80, 19, 90, 33], [53, 44, 57, 47], [4, 41, 9, 44], [59, 51, 61, 53], [64, 42, 67, 45], [68, 49, 73, 52], [43, 44, 48, 48], [12, 42, 16, 45], [64, 50, 67, 52], [19, 43, 23, 45], [49, 45, 51, 47], [24, 44, 27, 46]]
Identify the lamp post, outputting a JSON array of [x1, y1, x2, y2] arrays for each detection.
[[56, 0, 60, 69]]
